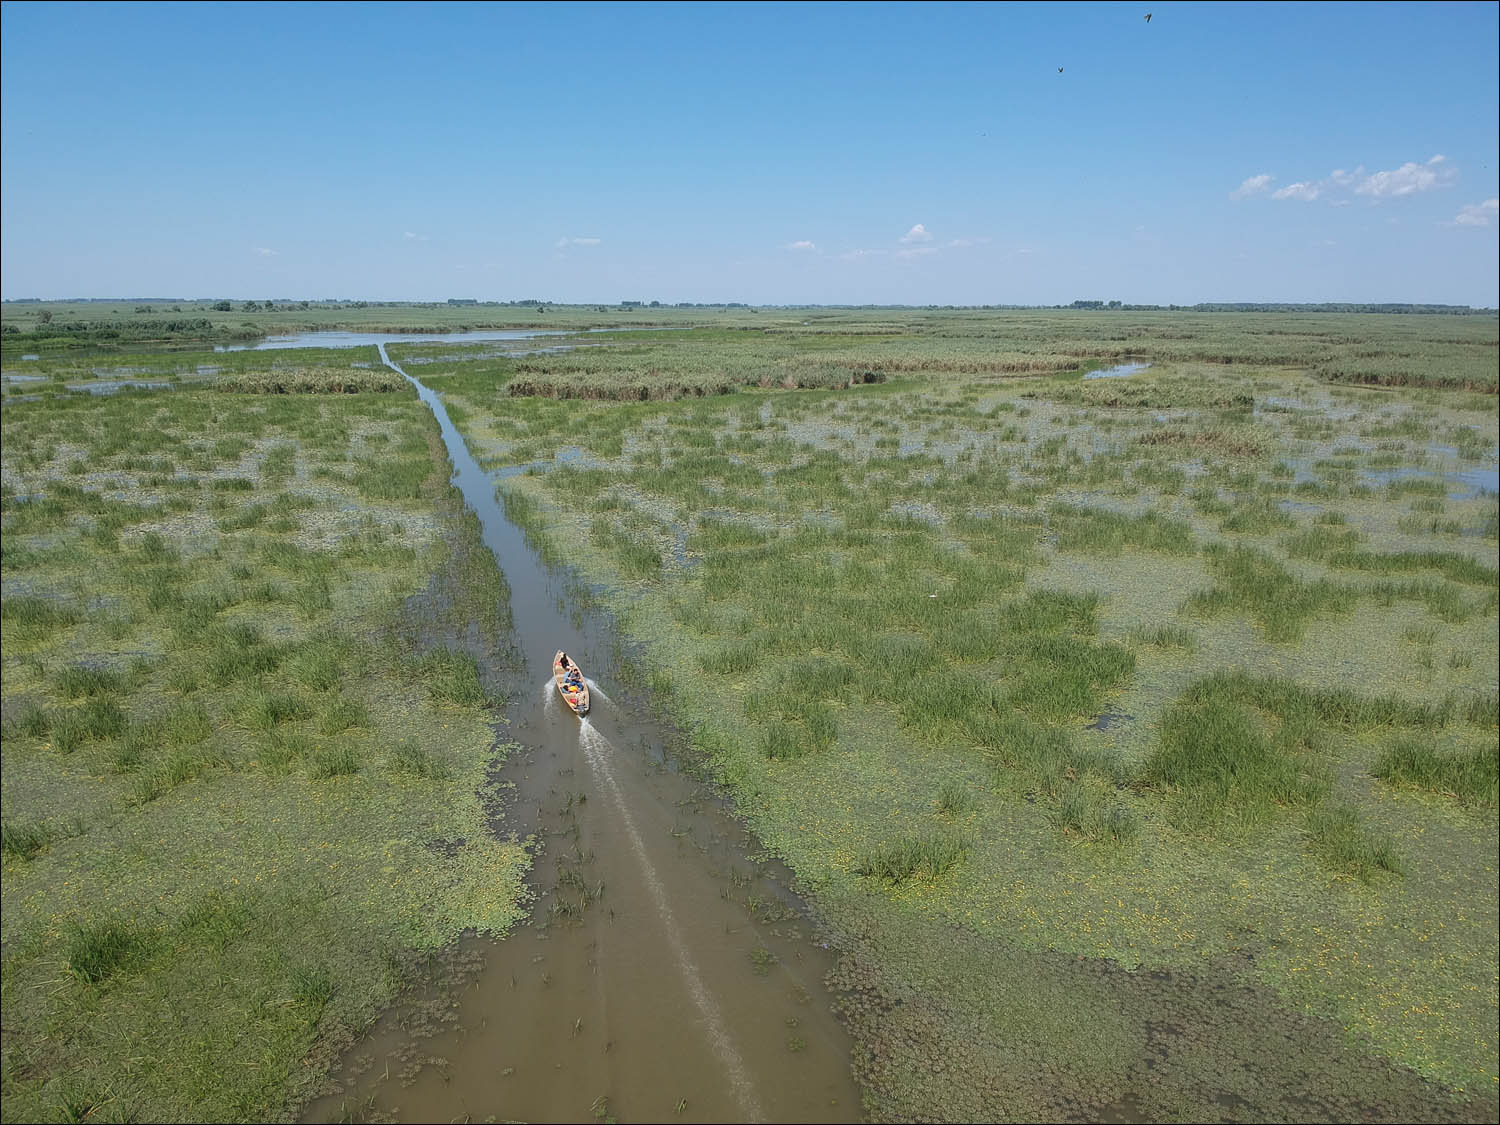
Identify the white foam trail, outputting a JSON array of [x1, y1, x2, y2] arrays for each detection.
[[584, 677, 613, 706], [541, 677, 559, 715], [576, 719, 764, 1123]]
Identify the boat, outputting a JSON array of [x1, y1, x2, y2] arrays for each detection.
[[553, 650, 590, 716]]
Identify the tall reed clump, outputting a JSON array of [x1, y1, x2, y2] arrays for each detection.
[[213, 368, 407, 394]]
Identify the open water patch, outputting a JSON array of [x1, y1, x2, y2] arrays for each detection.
[[1086, 709, 1135, 732], [1084, 362, 1152, 380], [68, 380, 175, 395], [1360, 464, 1499, 499], [216, 328, 570, 352]]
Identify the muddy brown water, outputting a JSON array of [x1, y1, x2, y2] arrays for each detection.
[[301, 348, 861, 1123]]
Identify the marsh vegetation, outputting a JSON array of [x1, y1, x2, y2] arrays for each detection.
[[407, 308, 1497, 1120], [3, 307, 1496, 1122], [1, 375, 525, 1121]]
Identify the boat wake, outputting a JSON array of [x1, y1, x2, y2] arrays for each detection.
[[575, 719, 763, 1123]]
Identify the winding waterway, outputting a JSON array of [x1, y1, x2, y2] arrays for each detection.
[[300, 345, 860, 1122]]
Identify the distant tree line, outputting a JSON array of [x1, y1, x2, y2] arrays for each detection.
[[1062, 301, 1493, 315], [4, 298, 1493, 317], [1, 317, 254, 343]]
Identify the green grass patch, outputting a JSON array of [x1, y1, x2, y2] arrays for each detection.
[[309, 743, 361, 779], [389, 738, 450, 780], [1050, 503, 1196, 554], [416, 647, 487, 706], [317, 695, 370, 734], [1144, 690, 1329, 830], [1373, 736, 1498, 805], [1305, 805, 1403, 881], [1, 595, 82, 645], [65, 920, 150, 984], [55, 663, 126, 698], [1187, 544, 1357, 642], [854, 831, 970, 883], [1, 819, 60, 861], [1129, 624, 1197, 650]]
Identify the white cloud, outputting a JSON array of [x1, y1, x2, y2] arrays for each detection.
[[253, 247, 278, 256], [899, 223, 933, 243], [1455, 198, 1499, 227], [1241, 156, 1456, 208], [896, 246, 938, 259], [555, 236, 601, 248], [838, 248, 885, 261], [403, 231, 428, 241], [1272, 181, 1321, 202], [1356, 154, 1453, 198], [1230, 173, 1274, 200], [786, 240, 817, 251]]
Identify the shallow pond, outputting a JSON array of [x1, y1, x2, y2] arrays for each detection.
[[1360, 464, 1500, 499], [1084, 362, 1151, 379], [216, 328, 569, 351], [68, 380, 175, 395]]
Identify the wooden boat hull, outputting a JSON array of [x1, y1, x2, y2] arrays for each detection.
[[553, 651, 590, 716]]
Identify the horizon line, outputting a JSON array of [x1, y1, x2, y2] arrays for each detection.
[[3, 297, 1496, 312]]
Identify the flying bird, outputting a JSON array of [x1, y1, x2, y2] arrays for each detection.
[[1058, 66, 1064, 73], [1145, 12, 1152, 21]]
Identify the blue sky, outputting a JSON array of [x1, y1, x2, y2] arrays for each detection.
[[2, 1, 1496, 305]]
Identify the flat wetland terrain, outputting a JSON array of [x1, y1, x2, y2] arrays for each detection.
[[3, 307, 1497, 1122], [2, 347, 526, 1120]]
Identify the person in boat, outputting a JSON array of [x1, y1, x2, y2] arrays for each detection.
[[559, 653, 583, 690]]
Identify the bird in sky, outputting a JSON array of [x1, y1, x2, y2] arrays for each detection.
[[1058, 66, 1064, 73], [1145, 12, 1152, 21]]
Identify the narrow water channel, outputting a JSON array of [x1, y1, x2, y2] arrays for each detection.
[[302, 347, 861, 1122]]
